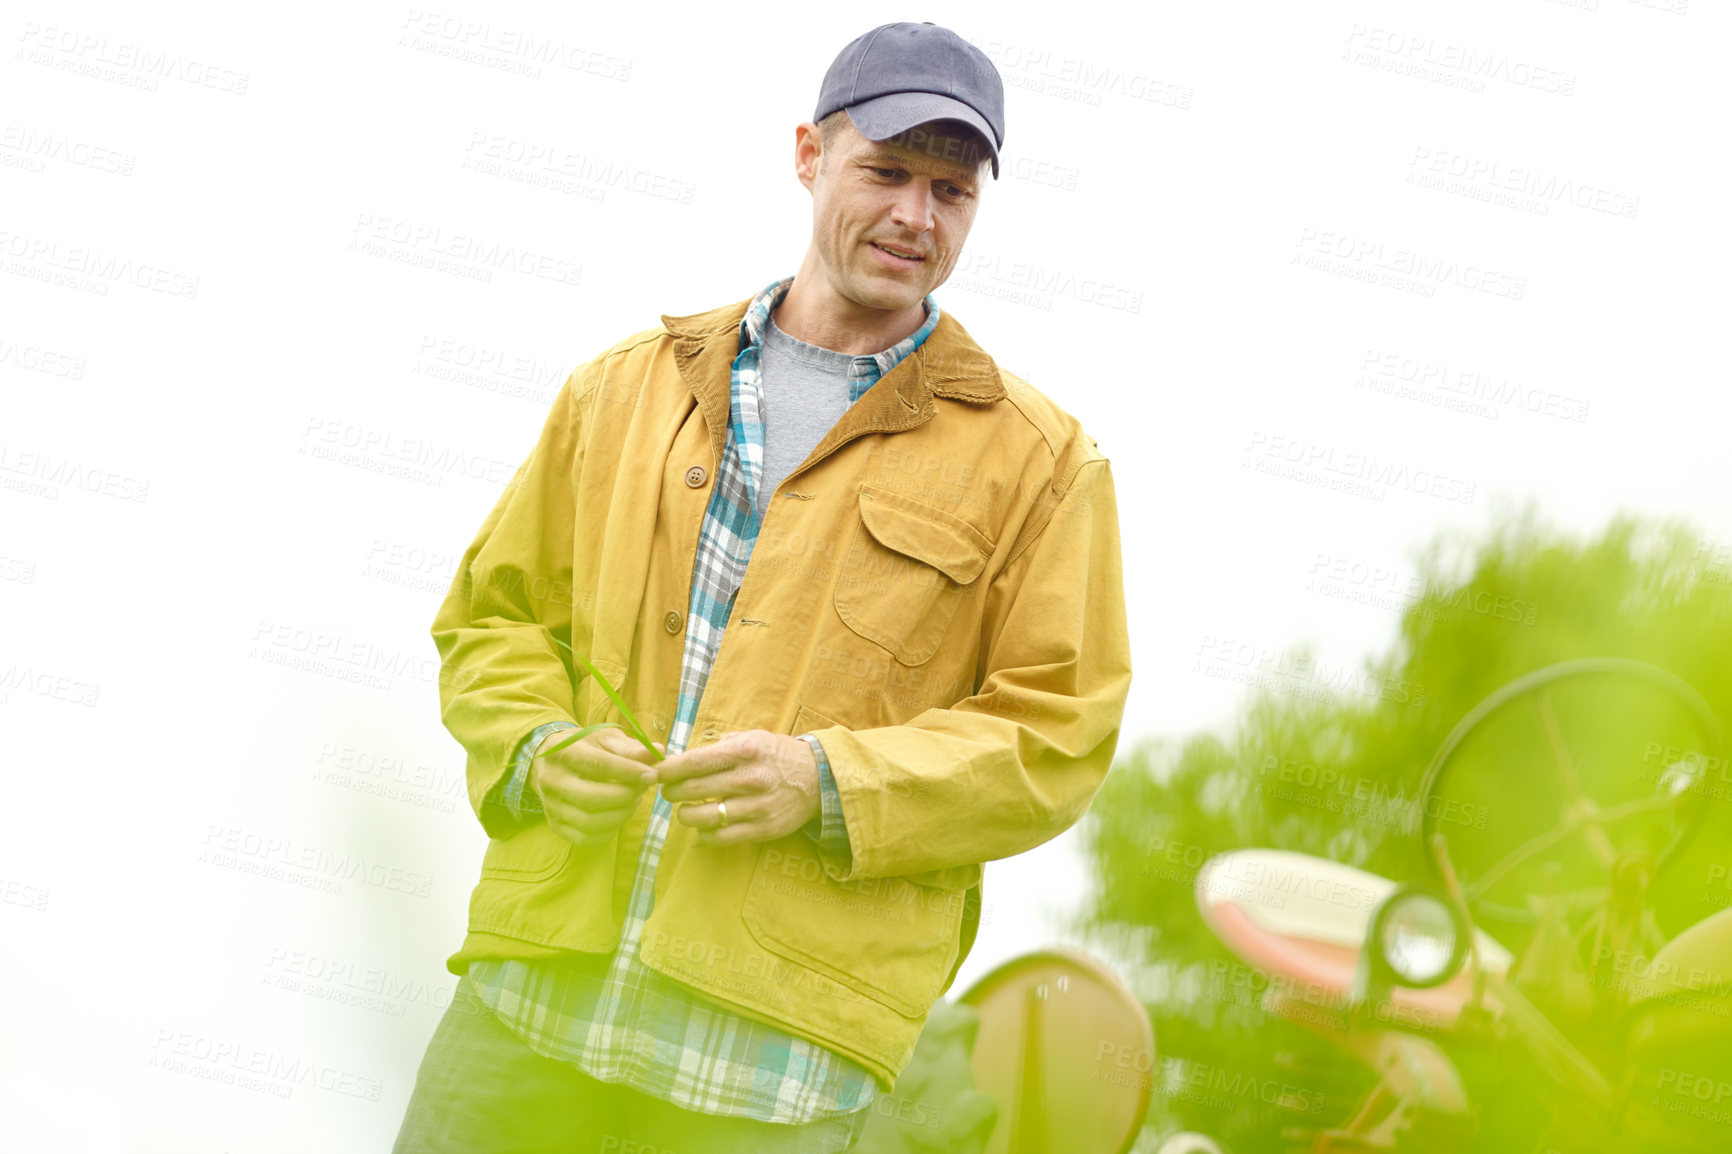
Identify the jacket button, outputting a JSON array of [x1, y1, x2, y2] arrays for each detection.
[[685, 466, 707, 487], [664, 611, 684, 634]]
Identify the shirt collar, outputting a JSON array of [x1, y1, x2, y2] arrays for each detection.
[[738, 277, 941, 375]]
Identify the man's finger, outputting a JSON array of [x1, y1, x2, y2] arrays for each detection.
[[545, 804, 629, 841], [540, 773, 644, 811], [556, 804, 633, 835], [676, 796, 766, 836], [676, 797, 743, 827], [653, 738, 744, 786], [545, 781, 645, 822], [591, 727, 663, 764], [694, 818, 777, 847], [550, 731, 658, 786], [595, 728, 664, 764], [659, 767, 757, 803]]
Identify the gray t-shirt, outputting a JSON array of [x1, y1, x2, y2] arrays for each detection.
[[757, 313, 857, 505]]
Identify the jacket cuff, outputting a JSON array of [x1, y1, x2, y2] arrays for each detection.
[[797, 733, 852, 874], [486, 721, 577, 826]]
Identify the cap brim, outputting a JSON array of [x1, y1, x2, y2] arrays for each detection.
[[845, 94, 1001, 179]]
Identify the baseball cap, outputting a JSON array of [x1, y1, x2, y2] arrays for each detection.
[[814, 22, 1005, 179]]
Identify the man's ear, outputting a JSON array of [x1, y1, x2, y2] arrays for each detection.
[[794, 121, 821, 193]]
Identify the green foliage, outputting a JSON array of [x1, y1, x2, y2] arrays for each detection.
[[1078, 510, 1732, 1152], [856, 1001, 997, 1154], [549, 636, 663, 762], [529, 722, 632, 762]]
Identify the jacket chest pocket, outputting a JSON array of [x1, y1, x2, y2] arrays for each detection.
[[833, 485, 993, 666]]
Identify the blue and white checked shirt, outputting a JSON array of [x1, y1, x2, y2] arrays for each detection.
[[465, 277, 942, 1124]]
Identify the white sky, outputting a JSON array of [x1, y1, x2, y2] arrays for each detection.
[[3, 0, 1729, 1149]]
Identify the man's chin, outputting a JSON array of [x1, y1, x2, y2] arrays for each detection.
[[845, 280, 926, 315]]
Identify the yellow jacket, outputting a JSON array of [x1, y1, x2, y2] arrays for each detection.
[[431, 294, 1132, 1087]]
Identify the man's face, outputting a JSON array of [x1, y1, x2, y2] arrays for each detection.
[[796, 115, 986, 320]]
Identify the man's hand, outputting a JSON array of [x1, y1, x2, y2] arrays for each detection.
[[655, 730, 820, 846], [530, 727, 665, 846]]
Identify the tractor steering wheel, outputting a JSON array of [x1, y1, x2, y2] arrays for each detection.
[[1416, 658, 1722, 928]]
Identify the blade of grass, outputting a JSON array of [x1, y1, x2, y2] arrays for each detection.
[[529, 722, 624, 762], [548, 636, 663, 763]]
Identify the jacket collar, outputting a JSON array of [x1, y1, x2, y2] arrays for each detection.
[[662, 294, 1005, 470]]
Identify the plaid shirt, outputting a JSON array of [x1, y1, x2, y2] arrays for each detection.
[[465, 277, 942, 1124]]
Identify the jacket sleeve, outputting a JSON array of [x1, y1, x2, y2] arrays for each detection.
[[806, 454, 1132, 881], [796, 734, 853, 875], [484, 720, 578, 828], [431, 370, 587, 838]]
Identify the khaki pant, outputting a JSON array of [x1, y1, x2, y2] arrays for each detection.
[[391, 977, 870, 1154]]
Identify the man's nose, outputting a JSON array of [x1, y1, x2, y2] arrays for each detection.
[[889, 185, 935, 233]]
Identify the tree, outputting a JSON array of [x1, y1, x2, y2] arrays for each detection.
[[1077, 509, 1732, 1152]]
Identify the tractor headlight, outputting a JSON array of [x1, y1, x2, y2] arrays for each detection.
[[1369, 886, 1468, 989]]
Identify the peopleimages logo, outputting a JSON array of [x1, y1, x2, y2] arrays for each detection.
[[961, 34, 1193, 109], [1294, 228, 1526, 301], [0, 124, 136, 175], [0, 228, 199, 298], [299, 416, 517, 488], [347, 212, 582, 288], [1408, 146, 1639, 220], [951, 252, 1142, 312], [462, 132, 696, 204], [148, 1029, 383, 1100], [1204, 855, 1383, 914], [1342, 24, 1577, 96], [1355, 349, 1590, 424], [249, 619, 442, 690], [15, 22, 251, 94], [1193, 633, 1426, 707], [398, 9, 633, 81], [0, 444, 149, 502], [0, 334, 87, 379], [1243, 431, 1477, 505], [0, 663, 101, 707], [199, 824, 434, 897]]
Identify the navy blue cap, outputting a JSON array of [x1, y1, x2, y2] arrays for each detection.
[[814, 22, 1005, 179]]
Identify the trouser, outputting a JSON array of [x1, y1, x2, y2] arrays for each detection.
[[391, 976, 871, 1154]]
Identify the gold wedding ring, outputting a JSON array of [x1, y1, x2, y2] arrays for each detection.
[[716, 799, 729, 828]]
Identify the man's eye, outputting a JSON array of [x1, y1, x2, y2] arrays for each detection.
[[873, 168, 899, 179]]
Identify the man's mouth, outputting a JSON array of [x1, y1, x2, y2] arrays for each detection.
[[871, 242, 925, 262]]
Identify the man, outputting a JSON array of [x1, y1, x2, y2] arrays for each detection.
[[394, 20, 1132, 1154]]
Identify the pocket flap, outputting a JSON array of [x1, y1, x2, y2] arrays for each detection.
[[856, 485, 993, 585], [901, 862, 982, 891]]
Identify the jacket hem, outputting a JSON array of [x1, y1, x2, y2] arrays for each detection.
[[447, 925, 621, 975], [637, 949, 904, 1091]]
